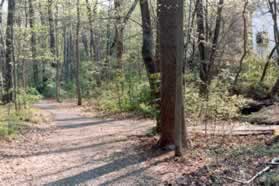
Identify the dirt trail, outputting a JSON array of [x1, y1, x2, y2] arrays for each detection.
[[2, 101, 278, 186], [0, 101, 161, 186]]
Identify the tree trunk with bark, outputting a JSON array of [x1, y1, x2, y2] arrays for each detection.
[[3, 0, 16, 103], [233, 0, 249, 86], [48, 0, 60, 102], [76, 0, 82, 106], [114, 0, 124, 69], [158, 0, 187, 150], [140, 0, 161, 132], [28, 0, 39, 89], [196, 0, 208, 96], [54, 4, 61, 102], [85, 0, 98, 61], [39, 1, 47, 88], [0, 0, 5, 89], [174, 0, 188, 156]]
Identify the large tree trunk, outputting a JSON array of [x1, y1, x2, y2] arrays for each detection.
[[158, 0, 187, 150], [76, 0, 82, 106], [28, 0, 39, 89], [3, 0, 16, 103]]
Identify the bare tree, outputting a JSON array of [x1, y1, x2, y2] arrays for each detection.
[[233, 0, 249, 86], [112, 0, 139, 68], [196, 0, 224, 96]]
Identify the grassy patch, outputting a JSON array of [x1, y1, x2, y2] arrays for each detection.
[[0, 105, 45, 139]]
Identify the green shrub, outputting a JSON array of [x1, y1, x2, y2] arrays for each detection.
[[17, 88, 42, 108], [40, 81, 57, 98], [96, 75, 156, 117], [240, 56, 279, 87], [185, 80, 247, 120], [0, 105, 26, 138]]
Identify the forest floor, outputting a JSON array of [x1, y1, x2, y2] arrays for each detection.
[[0, 100, 279, 185]]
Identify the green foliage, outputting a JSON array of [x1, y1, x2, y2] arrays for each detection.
[[40, 81, 57, 98], [239, 56, 279, 87], [62, 82, 77, 98], [185, 79, 247, 120], [17, 88, 42, 107], [0, 105, 33, 138], [0, 106, 20, 137], [0, 89, 43, 138], [96, 75, 156, 118], [229, 55, 279, 99]]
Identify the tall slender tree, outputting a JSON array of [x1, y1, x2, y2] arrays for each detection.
[[140, 0, 160, 132], [3, 0, 16, 103], [196, 0, 207, 96], [85, 0, 97, 61], [0, 0, 5, 82], [47, 0, 60, 102], [28, 0, 39, 89], [174, 0, 187, 156], [234, 0, 249, 86], [38, 1, 47, 86], [76, 0, 82, 106], [114, 0, 123, 69], [54, 4, 61, 102]]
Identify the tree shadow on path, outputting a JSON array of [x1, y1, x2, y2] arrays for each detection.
[[45, 149, 167, 186]]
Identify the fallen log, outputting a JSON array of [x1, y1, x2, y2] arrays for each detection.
[[241, 99, 273, 115], [189, 129, 275, 136]]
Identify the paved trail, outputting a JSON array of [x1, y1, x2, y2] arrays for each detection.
[[0, 101, 161, 186]]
